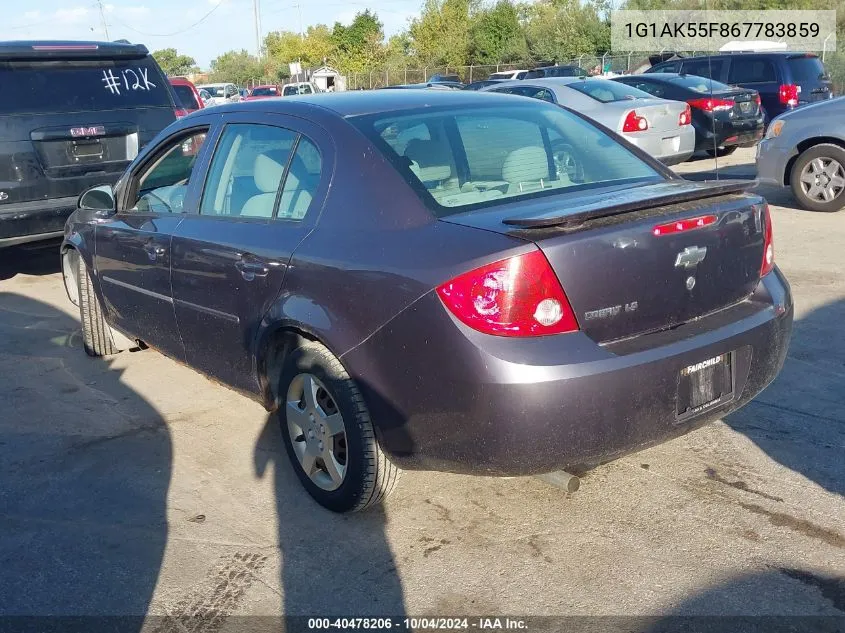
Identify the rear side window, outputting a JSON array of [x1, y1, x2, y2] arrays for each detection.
[[682, 59, 726, 79], [0, 57, 171, 114], [566, 80, 652, 103], [728, 59, 777, 83], [352, 103, 660, 214], [787, 56, 827, 81], [172, 84, 200, 110]]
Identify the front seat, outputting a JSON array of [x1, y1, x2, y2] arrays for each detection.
[[502, 146, 550, 194], [240, 149, 289, 218], [403, 139, 452, 184]]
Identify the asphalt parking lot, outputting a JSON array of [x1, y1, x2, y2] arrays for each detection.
[[1, 147, 843, 625]]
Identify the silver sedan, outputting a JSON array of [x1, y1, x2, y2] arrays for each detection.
[[756, 96, 845, 212], [482, 77, 695, 165]]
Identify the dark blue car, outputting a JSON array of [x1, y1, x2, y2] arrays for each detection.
[[647, 52, 832, 123], [61, 91, 792, 513]]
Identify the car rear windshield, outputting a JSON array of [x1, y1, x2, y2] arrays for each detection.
[[566, 79, 653, 103], [0, 57, 171, 114], [203, 86, 226, 96], [668, 75, 732, 93], [788, 56, 827, 81], [251, 87, 279, 96], [352, 102, 661, 216], [172, 84, 200, 110]]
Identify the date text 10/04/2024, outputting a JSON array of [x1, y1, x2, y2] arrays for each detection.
[[307, 618, 529, 630]]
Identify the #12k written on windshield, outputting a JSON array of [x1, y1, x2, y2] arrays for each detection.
[[610, 10, 837, 52]]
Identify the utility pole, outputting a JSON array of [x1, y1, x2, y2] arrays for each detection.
[[295, 3, 303, 82], [253, 0, 262, 58], [97, 0, 110, 40]]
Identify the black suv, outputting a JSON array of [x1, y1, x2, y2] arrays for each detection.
[[0, 40, 178, 248], [647, 52, 832, 124]]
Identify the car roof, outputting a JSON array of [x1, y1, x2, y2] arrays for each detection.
[[213, 89, 542, 118], [0, 39, 149, 60]]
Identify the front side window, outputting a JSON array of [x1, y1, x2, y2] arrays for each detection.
[[129, 129, 208, 213], [353, 103, 660, 215], [682, 59, 726, 79], [201, 124, 297, 219]]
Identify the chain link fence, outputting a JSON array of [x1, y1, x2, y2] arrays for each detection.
[[340, 50, 845, 94]]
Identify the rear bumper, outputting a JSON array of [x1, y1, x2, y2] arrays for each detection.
[[0, 196, 77, 248], [626, 127, 696, 165], [342, 269, 793, 476], [694, 118, 764, 151]]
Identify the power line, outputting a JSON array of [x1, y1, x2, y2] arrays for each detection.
[[108, 0, 225, 37], [97, 0, 110, 39]]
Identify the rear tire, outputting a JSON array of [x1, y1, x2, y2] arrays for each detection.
[[77, 257, 118, 357], [706, 145, 738, 158], [277, 341, 400, 513], [789, 143, 845, 212]]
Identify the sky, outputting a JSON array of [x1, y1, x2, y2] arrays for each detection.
[[1, 0, 423, 68]]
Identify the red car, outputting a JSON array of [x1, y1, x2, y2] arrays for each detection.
[[244, 84, 282, 100], [169, 77, 205, 116]]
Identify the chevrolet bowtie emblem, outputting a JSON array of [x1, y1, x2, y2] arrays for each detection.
[[675, 246, 707, 269]]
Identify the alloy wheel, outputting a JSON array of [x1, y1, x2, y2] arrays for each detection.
[[285, 373, 348, 491], [800, 157, 845, 203]]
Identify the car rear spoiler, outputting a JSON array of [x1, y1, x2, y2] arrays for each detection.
[[502, 179, 756, 228], [0, 42, 149, 61]]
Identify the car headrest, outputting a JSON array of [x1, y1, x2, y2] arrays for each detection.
[[253, 150, 288, 193], [404, 139, 452, 182], [502, 146, 550, 184]]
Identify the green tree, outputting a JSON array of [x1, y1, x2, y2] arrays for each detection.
[[152, 48, 198, 76], [409, 0, 477, 67], [264, 24, 333, 68], [331, 10, 386, 72], [208, 50, 262, 85], [470, 0, 527, 64]]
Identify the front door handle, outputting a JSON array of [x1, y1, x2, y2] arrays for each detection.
[[144, 243, 166, 261], [235, 257, 270, 281]]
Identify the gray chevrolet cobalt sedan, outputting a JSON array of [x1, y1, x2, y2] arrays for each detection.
[[61, 90, 793, 512]]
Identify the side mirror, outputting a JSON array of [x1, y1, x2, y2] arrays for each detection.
[[78, 185, 116, 216]]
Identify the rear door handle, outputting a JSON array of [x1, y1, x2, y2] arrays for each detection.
[[144, 243, 166, 261], [235, 257, 270, 280]]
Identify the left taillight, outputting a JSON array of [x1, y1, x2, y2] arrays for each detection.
[[678, 104, 692, 126], [622, 110, 649, 133], [761, 204, 775, 276], [436, 249, 579, 337]]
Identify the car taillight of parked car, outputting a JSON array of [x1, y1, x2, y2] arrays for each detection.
[[779, 84, 799, 107], [687, 98, 734, 112], [761, 204, 775, 276], [622, 110, 649, 132], [754, 93, 762, 106], [678, 104, 692, 126], [174, 108, 188, 118], [436, 249, 579, 337]]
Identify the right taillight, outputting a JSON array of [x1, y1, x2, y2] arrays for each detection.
[[688, 97, 735, 112], [622, 110, 649, 133], [779, 84, 799, 107], [436, 249, 579, 337], [761, 204, 775, 276]]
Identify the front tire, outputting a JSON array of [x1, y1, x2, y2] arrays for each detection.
[[790, 143, 845, 212], [278, 341, 400, 513], [77, 257, 118, 357]]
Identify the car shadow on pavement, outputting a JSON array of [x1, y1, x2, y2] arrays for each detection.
[[0, 290, 171, 625], [725, 298, 845, 498], [0, 239, 63, 281], [254, 408, 407, 619]]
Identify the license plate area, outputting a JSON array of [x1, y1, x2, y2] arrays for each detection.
[[662, 135, 681, 153], [70, 140, 104, 161], [676, 352, 734, 422]]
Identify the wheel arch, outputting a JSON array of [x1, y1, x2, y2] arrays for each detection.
[[784, 137, 845, 186]]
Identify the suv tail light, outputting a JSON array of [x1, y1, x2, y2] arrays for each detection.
[[436, 250, 579, 337], [174, 108, 188, 118], [761, 204, 775, 276], [688, 97, 735, 112], [622, 110, 649, 132], [754, 92, 761, 106], [779, 84, 799, 107], [678, 104, 692, 126]]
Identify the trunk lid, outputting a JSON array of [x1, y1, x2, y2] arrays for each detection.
[[0, 56, 175, 205], [443, 180, 768, 343]]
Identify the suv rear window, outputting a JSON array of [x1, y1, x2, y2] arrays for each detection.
[[787, 56, 827, 81], [728, 59, 777, 83], [171, 84, 200, 110], [352, 103, 660, 215], [0, 57, 171, 114], [566, 79, 653, 103]]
